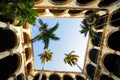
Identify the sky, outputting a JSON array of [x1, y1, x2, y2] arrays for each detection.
[[32, 18, 88, 72]]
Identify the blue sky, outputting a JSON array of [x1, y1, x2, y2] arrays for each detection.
[[32, 18, 88, 72]]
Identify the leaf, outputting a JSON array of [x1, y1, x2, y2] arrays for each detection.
[[29, 9, 38, 16], [27, 1, 34, 8]]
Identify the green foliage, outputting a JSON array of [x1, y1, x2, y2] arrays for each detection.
[[64, 51, 79, 66], [0, 0, 38, 26], [31, 19, 60, 49], [38, 50, 53, 64], [80, 13, 101, 39]]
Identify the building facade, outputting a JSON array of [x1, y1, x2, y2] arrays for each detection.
[[0, 0, 120, 80]]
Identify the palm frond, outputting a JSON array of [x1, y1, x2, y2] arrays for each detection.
[[64, 51, 79, 66], [49, 34, 60, 40], [43, 36, 49, 49], [48, 22, 59, 34], [38, 19, 44, 26], [31, 34, 43, 42], [38, 50, 53, 64]]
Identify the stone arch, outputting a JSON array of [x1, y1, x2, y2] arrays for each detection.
[[49, 74, 60, 80], [100, 74, 114, 80], [0, 54, 20, 79], [17, 73, 25, 80], [75, 75, 85, 80], [0, 28, 17, 52], [86, 64, 96, 79], [25, 47, 32, 61], [103, 54, 120, 78], [98, 0, 118, 7], [23, 32, 30, 45], [63, 74, 73, 80], [89, 48, 99, 64], [33, 73, 46, 80], [110, 8, 120, 27], [48, 0, 71, 5], [107, 31, 120, 51], [76, 0, 98, 6]]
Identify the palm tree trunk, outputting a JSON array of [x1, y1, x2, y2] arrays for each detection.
[[38, 64, 45, 80], [76, 63, 92, 80]]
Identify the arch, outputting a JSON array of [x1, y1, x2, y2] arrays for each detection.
[[104, 54, 120, 78], [49, 9, 65, 16], [107, 31, 120, 51], [36, 9, 46, 15], [63, 74, 73, 80], [23, 32, 30, 44], [17, 73, 25, 80], [27, 62, 33, 74], [100, 74, 114, 80], [86, 64, 96, 79], [68, 10, 82, 15], [49, 74, 60, 80], [98, 0, 118, 7], [33, 74, 46, 80], [75, 75, 85, 80], [33, 74, 39, 80], [0, 28, 17, 52], [85, 10, 95, 15], [0, 54, 19, 79], [76, 0, 97, 6], [91, 32, 102, 47], [25, 47, 32, 61], [89, 49, 99, 64], [110, 8, 120, 27], [48, 0, 71, 5]]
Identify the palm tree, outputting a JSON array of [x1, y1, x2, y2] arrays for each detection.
[[80, 13, 100, 39], [64, 51, 92, 80], [31, 19, 60, 49], [38, 50, 53, 80]]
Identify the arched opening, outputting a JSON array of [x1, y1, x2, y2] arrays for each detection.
[[49, 0, 70, 5], [50, 0, 68, 3], [86, 64, 96, 79], [25, 47, 31, 61], [110, 8, 120, 27], [33, 74, 46, 80], [17, 73, 25, 80], [98, 0, 118, 7], [27, 62, 32, 74], [85, 10, 95, 15], [91, 32, 102, 47], [49, 9, 65, 15], [76, 75, 85, 80], [23, 32, 30, 44], [100, 75, 114, 80], [33, 74, 39, 80], [36, 9, 46, 14], [76, 0, 95, 5], [107, 31, 120, 51], [0, 54, 19, 80], [68, 10, 82, 15], [63, 75, 73, 80], [0, 28, 17, 52], [104, 54, 120, 78], [49, 74, 60, 80], [89, 49, 99, 64]]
